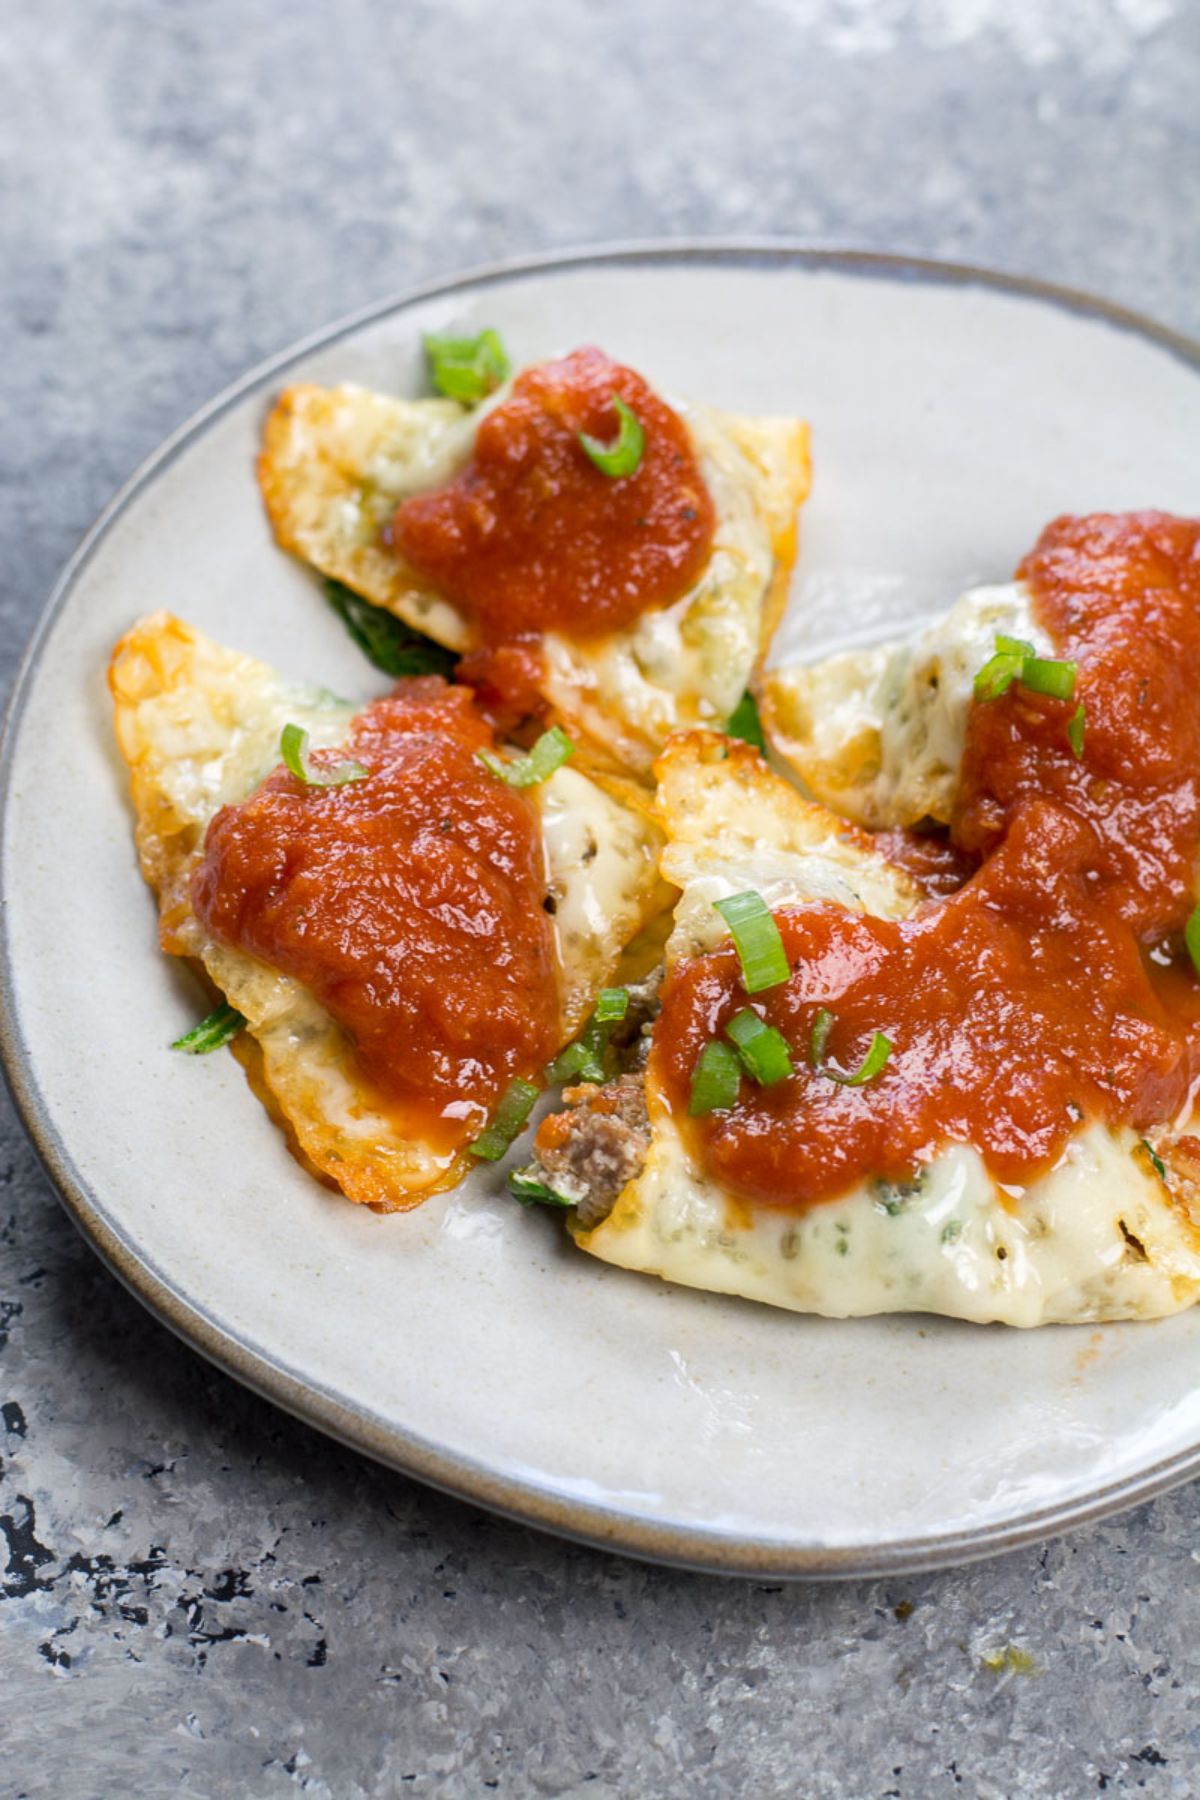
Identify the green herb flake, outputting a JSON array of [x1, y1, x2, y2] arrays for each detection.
[[579, 394, 645, 478], [1186, 905, 1200, 979], [171, 1002, 246, 1055], [325, 579, 457, 679], [941, 1219, 963, 1245], [1066, 701, 1086, 759], [424, 327, 510, 404], [811, 1007, 892, 1087], [725, 691, 766, 753], [1140, 1139, 1167, 1182]]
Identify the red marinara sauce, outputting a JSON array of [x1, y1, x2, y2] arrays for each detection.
[[655, 512, 1200, 1210], [391, 347, 715, 710], [192, 679, 561, 1147]]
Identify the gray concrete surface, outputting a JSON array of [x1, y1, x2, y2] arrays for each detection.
[[3, 2, 1200, 1794]]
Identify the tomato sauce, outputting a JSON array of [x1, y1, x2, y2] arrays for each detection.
[[391, 347, 715, 714], [657, 513, 1200, 1209], [192, 679, 561, 1147]]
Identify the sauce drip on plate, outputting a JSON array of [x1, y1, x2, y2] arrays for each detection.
[[193, 678, 561, 1147], [392, 346, 715, 712], [656, 512, 1200, 1209]]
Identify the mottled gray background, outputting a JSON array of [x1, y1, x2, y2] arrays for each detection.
[[2, 2, 1200, 1796]]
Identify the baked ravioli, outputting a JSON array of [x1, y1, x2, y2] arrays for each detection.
[[522, 516, 1200, 1326], [259, 343, 810, 775], [110, 613, 670, 1210]]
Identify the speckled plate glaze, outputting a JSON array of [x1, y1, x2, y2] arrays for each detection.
[[3, 246, 1200, 1579]]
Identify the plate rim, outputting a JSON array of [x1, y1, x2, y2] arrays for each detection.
[[4, 238, 1200, 1581]]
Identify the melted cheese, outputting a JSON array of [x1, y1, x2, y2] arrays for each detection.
[[110, 613, 667, 1210], [259, 379, 810, 776], [569, 734, 1200, 1324], [763, 582, 1043, 828]]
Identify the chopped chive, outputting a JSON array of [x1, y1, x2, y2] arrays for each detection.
[[508, 1167, 574, 1208], [477, 725, 574, 789], [325, 579, 457, 678], [171, 1002, 246, 1054], [1067, 701, 1086, 759], [594, 987, 629, 1023], [469, 1076, 541, 1160], [994, 634, 1036, 658], [1022, 655, 1077, 701], [579, 395, 645, 477], [1140, 1139, 1167, 1182], [725, 691, 766, 753], [424, 327, 510, 404], [809, 1006, 834, 1067], [280, 722, 369, 788], [712, 891, 790, 994], [725, 1008, 794, 1086], [1186, 906, 1200, 979], [688, 1040, 742, 1116]]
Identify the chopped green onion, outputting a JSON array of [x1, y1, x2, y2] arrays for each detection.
[[1067, 701, 1086, 759], [579, 395, 645, 478], [546, 990, 628, 1085], [725, 1008, 794, 1086], [508, 1167, 573, 1208], [974, 635, 1078, 706], [1021, 655, 1078, 701], [171, 1002, 246, 1054], [713, 891, 790, 994], [280, 722, 369, 788], [477, 725, 574, 789], [688, 1040, 742, 1116], [725, 691, 766, 753], [973, 649, 1025, 702], [424, 328, 510, 404], [325, 579, 456, 678], [827, 1031, 892, 1087], [1186, 905, 1200, 978], [1140, 1139, 1167, 1182], [810, 1006, 834, 1068], [469, 1076, 541, 1160]]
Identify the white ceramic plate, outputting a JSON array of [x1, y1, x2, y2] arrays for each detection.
[[4, 246, 1200, 1578]]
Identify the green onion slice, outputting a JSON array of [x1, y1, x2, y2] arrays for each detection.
[[325, 580, 456, 678], [688, 1040, 742, 1116], [712, 891, 790, 994], [280, 722, 368, 788], [1021, 655, 1078, 701], [477, 725, 574, 789], [546, 989, 629, 1085], [1186, 905, 1200, 979], [810, 1008, 892, 1086], [579, 395, 645, 478], [1067, 701, 1086, 759], [594, 987, 629, 1023], [809, 1006, 834, 1068], [424, 328, 510, 404], [974, 635, 1078, 706], [508, 1167, 574, 1209], [725, 691, 766, 753], [469, 1077, 541, 1161], [1140, 1139, 1167, 1182], [725, 1008, 794, 1086], [171, 1002, 246, 1055]]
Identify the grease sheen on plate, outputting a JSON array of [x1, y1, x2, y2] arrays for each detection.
[[4, 248, 1200, 1576]]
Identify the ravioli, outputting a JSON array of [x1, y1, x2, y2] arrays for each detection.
[[259, 363, 810, 775], [537, 736, 1200, 1325], [110, 613, 669, 1211], [762, 581, 1043, 829]]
